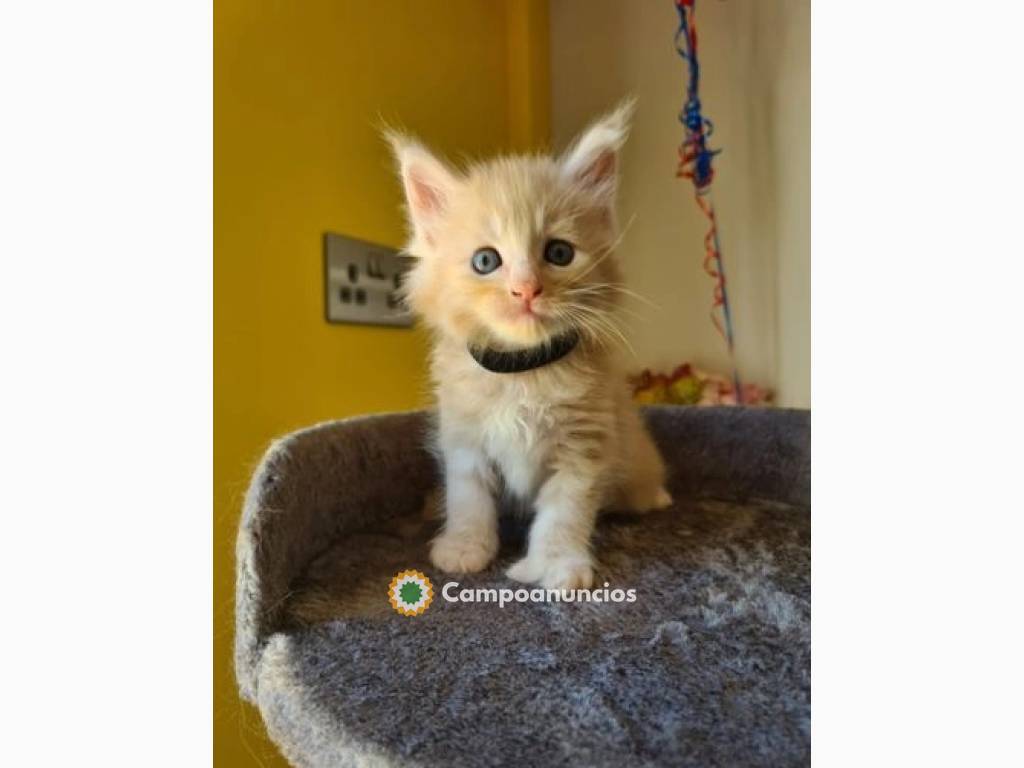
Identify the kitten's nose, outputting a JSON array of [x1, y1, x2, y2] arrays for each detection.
[[510, 281, 543, 302]]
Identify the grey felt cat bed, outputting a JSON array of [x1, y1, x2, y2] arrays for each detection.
[[236, 406, 810, 767]]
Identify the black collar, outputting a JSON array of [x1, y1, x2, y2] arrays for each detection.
[[468, 330, 580, 374]]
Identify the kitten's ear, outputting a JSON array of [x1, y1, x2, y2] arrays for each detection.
[[559, 99, 635, 202], [386, 131, 459, 246]]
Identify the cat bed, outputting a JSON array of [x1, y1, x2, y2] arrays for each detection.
[[236, 406, 810, 767]]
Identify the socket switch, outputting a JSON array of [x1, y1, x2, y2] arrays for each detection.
[[324, 232, 413, 328]]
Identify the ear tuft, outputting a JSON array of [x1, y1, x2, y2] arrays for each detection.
[[385, 130, 459, 244], [560, 98, 635, 197]]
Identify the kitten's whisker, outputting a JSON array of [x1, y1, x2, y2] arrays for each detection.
[[604, 285, 660, 310], [559, 290, 646, 321], [566, 242, 625, 286], [566, 282, 661, 311], [591, 315, 636, 358], [562, 216, 636, 289], [559, 303, 636, 359], [554, 307, 614, 352], [584, 300, 646, 322]]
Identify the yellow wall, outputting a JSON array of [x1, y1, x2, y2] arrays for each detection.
[[214, 1, 549, 764]]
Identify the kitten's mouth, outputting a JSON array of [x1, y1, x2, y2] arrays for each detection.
[[507, 301, 546, 320], [485, 299, 579, 349]]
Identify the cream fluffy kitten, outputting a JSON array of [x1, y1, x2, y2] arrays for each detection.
[[390, 103, 670, 591]]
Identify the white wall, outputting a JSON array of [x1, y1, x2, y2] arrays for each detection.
[[550, 0, 810, 407]]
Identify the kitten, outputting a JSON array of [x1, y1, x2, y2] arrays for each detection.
[[389, 103, 670, 590]]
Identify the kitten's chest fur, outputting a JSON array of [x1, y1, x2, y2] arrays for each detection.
[[477, 379, 565, 498], [436, 348, 609, 500]]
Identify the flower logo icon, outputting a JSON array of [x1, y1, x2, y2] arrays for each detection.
[[388, 569, 434, 616]]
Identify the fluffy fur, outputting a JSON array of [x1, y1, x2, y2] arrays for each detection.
[[389, 103, 670, 590]]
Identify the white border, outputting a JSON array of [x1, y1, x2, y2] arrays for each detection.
[[0, 1, 211, 764], [814, 2, 1023, 764]]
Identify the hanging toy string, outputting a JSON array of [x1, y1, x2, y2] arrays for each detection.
[[674, 0, 743, 403]]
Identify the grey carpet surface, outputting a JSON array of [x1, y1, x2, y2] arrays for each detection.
[[236, 406, 811, 767]]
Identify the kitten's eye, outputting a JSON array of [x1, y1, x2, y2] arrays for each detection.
[[543, 239, 575, 267], [471, 247, 502, 275]]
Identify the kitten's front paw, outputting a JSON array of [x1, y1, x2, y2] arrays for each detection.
[[506, 553, 594, 590], [653, 486, 673, 510], [430, 530, 498, 574]]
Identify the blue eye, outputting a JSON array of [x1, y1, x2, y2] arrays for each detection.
[[544, 239, 575, 267], [471, 247, 502, 275]]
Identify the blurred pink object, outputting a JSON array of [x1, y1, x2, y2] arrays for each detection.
[[695, 368, 772, 406]]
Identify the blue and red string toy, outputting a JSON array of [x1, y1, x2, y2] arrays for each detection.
[[674, 0, 742, 402]]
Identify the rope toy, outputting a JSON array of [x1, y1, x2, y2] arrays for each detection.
[[674, 0, 742, 401]]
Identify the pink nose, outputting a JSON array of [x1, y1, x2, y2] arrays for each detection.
[[510, 281, 543, 302]]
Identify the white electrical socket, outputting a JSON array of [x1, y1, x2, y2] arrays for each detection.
[[324, 233, 413, 328]]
